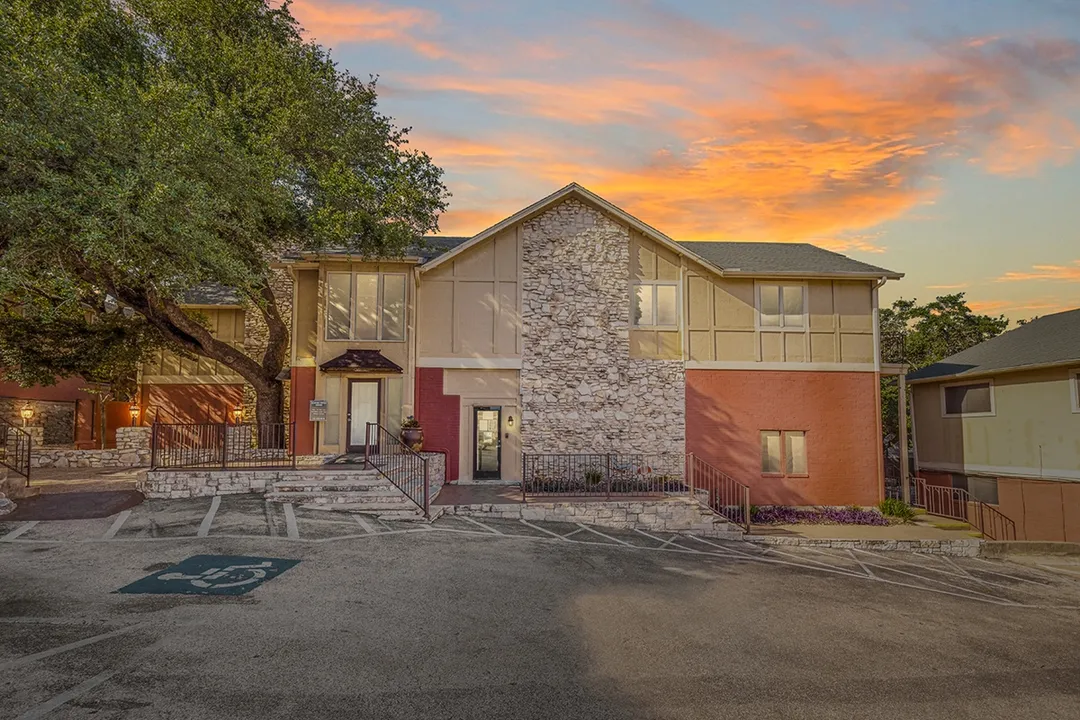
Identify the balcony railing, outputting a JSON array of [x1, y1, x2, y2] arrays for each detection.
[[521, 453, 685, 498], [150, 423, 295, 469], [880, 330, 907, 365]]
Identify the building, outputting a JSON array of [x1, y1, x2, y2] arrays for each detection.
[[907, 309, 1080, 541], [280, 183, 902, 506]]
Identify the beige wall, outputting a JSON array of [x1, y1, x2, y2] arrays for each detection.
[[913, 366, 1080, 481], [629, 230, 682, 360], [142, 308, 245, 383], [444, 369, 521, 481], [418, 228, 521, 359], [685, 268, 875, 365], [292, 268, 318, 363]]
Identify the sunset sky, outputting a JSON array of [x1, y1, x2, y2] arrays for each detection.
[[287, 0, 1080, 320]]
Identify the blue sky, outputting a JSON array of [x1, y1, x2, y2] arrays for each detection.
[[287, 0, 1080, 320]]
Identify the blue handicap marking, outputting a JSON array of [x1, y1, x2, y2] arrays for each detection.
[[117, 555, 300, 596]]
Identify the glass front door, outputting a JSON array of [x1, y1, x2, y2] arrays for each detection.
[[473, 407, 501, 479], [346, 380, 380, 453]]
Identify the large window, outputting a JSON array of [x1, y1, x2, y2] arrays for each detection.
[[942, 381, 994, 417], [761, 430, 808, 476], [632, 281, 679, 328], [326, 272, 406, 341], [757, 284, 805, 328]]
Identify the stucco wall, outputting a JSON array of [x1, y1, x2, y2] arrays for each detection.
[[519, 198, 685, 455], [443, 369, 521, 481], [913, 366, 1080, 480], [686, 369, 881, 506]]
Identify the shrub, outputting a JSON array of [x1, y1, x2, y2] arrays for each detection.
[[751, 505, 890, 526], [583, 467, 604, 486], [878, 498, 916, 522]]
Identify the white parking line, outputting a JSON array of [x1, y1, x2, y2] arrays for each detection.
[[575, 523, 632, 546], [849, 549, 877, 579], [519, 519, 571, 540], [197, 496, 221, 538], [15, 668, 117, 720], [283, 503, 300, 540], [0, 624, 145, 672], [1, 522, 38, 541], [353, 515, 378, 534], [634, 529, 688, 550], [460, 516, 503, 534], [103, 511, 131, 540]]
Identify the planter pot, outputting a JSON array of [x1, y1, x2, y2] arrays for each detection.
[[401, 427, 424, 452]]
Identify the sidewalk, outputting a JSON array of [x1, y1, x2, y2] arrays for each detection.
[[751, 513, 979, 541]]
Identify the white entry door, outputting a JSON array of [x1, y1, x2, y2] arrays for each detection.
[[347, 380, 379, 452]]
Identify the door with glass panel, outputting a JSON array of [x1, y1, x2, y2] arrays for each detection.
[[473, 407, 502, 479], [346, 380, 380, 454]]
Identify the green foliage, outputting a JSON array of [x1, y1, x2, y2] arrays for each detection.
[[880, 293, 1009, 437], [584, 467, 604, 486], [878, 498, 916, 522], [0, 0, 447, 415]]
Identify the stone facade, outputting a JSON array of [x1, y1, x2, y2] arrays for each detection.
[[0, 398, 74, 445], [442, 496, 740, 537], [31, 426, 151, 469], [519, 198, 684, 455], [241, 266, 294, 423]]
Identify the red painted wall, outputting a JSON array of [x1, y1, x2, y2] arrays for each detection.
[[415, 367, 460, 482], [290, 366, 316, 455], [686, 370, 881, 506], [0, 377, 100, 447]]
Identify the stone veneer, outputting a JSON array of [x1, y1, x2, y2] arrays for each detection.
[[31, 426, 152, 469], [241, 266, 294, 423], [0, 398, 74, 445], [519, 198, 684, 454]]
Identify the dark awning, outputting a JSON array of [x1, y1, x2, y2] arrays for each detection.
[[319, 349, 403, 373]]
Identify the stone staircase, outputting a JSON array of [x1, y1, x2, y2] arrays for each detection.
[[264, 467, 429, 520]]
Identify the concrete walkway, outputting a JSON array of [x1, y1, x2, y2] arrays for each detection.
[[28, 466, 142, 494], [752, 514, 979, 541]]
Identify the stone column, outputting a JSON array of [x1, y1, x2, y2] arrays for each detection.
[[115, 426, 153, 466]]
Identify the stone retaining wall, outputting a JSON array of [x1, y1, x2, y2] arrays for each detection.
[[31, 427, 152, 469], [442, 496, 739, 537], [745, 535, 983, 557]]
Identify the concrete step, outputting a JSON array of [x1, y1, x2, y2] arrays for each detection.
[[271, 478, 396, 493], [266, 491, 414, 506]]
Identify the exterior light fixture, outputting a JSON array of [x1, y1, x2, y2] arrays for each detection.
[[230, 405, 244, 425], [19, 403, 34, 426], [128, 400, 140, 426], [507, 415, 515, 428]]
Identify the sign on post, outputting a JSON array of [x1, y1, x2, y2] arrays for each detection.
[[308, 399, 328, 423]]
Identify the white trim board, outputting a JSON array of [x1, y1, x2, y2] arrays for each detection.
[[918, 461, 1080, 483], [417, 357, 522, 370], [685, 361, 876, 372]]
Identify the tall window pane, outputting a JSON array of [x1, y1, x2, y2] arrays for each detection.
[[656, 285, 678, 326], [633, 284, 654, 326], [785, 431, 807, 475], [326, 273, 351, 340], [759, 285, 780, 326], [783, 286, 804, 327], [354, 274, 379, 340], [381, 275, 406, 341], [761, 431, 782, 474]]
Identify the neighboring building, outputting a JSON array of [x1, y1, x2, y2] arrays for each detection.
[[280, 183, 902, 506], [907, 309, 1080, 541]]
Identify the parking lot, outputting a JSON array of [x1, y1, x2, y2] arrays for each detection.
[[2, 496, 1080, 718]]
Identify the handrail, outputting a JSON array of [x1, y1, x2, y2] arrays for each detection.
[[150, 422, 295, 469], [0, 417, 31, 484], [914, 477, 1016, 541], [364, 422, 429, 519], [687, 453, 751, 534], [521, 453, 685, 498]]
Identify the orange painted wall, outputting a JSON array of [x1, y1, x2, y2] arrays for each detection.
[[140, 384, 244, 425], [686, 370, 881, 506]]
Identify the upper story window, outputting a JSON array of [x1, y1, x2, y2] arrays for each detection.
[[941, 381, 994, 417], [1069, 370, 1079, 414], [326, 272, 406, 342], [632, 281, 679, 328], [757, 284, 805, 329]]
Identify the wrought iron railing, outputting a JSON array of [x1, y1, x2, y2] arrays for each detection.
[[687, 454, 751, 533], [880, 330, 907, 365], [521, 453, 685, 498], [0, 417, 31, 484], [364, 422, 430, 518], [914, 477, 1016, 541], [150, 422, 295, 469]]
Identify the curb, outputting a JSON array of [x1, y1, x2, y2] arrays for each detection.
[[743, 535, 983, 557], [980, 541, 1080, 559]]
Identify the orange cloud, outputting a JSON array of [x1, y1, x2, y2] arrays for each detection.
[[927, 283, 970, 290], [287, 1, 449, 58], [996, 260, 1080, 282], [968, 298, 1078, 315]]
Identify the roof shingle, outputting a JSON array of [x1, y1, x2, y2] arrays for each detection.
[[676, 241, 901, 278]]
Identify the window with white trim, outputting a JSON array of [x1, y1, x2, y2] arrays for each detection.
[[325, 272, 407, 341], [1071, 370, 1080, 414], [632, 281, 679, 328], [761, 430, 809, 476], [757, 284, 805, 329], [941, 381, 994, 417]]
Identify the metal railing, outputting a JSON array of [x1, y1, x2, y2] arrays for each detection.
[[150, 422, 295, 469], [880, 330, 906, 365], [0, 417, 31, 484], [914, 477, 1016, 541], [364, 422, 430, 519], [687, 453, 751, 533], [521, 453, 685, 498]]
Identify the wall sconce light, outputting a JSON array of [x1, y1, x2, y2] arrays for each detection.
[[19, 403, 34, 426], [230, 405, 244, 425], [128, 400, 140, 426], [507, 415, 515, 428]]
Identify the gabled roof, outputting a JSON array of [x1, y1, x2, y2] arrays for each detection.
[[907, 308, 1080, 383], [319, 349, 403, 373], [182, 283, 241, 306], [677, 241, 901, 279]]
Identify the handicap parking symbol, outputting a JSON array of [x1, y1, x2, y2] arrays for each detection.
[[117, 555, 300, 596]]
